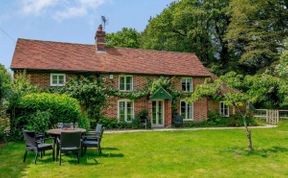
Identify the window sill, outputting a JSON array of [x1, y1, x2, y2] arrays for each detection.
[[50, 85, 65, 87], [119, 90, 133, 92]]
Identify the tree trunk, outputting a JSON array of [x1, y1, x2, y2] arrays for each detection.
[[236, 106, 253, 151], [242, 114, 253, 151]]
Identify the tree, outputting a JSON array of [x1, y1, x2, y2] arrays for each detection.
[[8, 73, 38, 136], [276, 38, 288, 78], [276, 38, 288, 106], [0, 64, 11, 117], [141, 0, 232, 74], [225, 0, 288, 74], [106, 27, 141, 48], [190, 72, 287, 151]]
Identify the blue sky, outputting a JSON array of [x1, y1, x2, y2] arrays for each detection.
[[0, 0, 174, 69]]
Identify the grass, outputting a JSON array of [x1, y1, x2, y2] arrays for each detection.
[[2, 122, 288, 177]]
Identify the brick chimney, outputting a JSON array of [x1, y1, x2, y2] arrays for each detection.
[[95, 24, 106, 53]]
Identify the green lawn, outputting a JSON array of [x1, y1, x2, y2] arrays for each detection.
[[2, 123, 288, 178]]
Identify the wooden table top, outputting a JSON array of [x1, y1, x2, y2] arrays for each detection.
[[47, 128, 86, 136]]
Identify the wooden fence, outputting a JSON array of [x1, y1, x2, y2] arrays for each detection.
[[253, 109, 288, 125]]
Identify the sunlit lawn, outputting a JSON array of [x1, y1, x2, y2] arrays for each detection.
[[2, 122, 288, 178]]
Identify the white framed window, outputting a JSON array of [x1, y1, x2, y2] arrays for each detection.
[[50, 73, 66, 86], [119, 75, 133, 91], [180, 100, 194, 120], [118, 99, 134, 122], [219, 101, 229, 117], [182, 78, 193, 92]]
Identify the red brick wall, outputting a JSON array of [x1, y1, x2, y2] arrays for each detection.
[[15, 71, 211, 126], [14, 71, 92, 88]]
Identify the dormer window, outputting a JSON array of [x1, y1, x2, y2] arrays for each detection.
[[50, 73, 66, 86], [119, 75, 133, 91], [182, 78, 193, 92]]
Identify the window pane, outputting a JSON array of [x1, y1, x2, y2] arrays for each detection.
[[126, 102, 132, 121], [152, 101, 157, 124], [126, 77, 132, 91], [181, 101, 186, 118], [182, 80, 187, 91], [120, 77, 125, 90], [58, 75, 64, 84], [158, 101, 163, 124], [188, 103, 193, 119], [52, 75, 58, 84], [186, 79, 192, 92], [119, 101, 125, 121]]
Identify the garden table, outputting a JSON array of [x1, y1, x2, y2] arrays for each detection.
[[46, 128, 86, 160]]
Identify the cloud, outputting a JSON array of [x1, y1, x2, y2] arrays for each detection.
[[21, 0, 106, 21], [22, 0, 59, 15], [54, 0, 105, 21]]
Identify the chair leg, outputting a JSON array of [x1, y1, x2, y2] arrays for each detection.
[[34, 151, 38, 164], [77, 151, 80, 164], [40, 151, 43, 158], [52, 148, 55, 161], [23, 150, 28, 162], [59, 150, 62, 165], [98, 145, 102, 154], [56, 145, 59, 160]]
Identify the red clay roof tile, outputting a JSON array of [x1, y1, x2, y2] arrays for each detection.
[[11, 38, 211, 76]]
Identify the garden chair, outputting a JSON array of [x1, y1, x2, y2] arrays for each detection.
[[82, 124, 104, 155], [57, 131, 81, 165], [173, 114, 184, 127], [57, 122, 74, 129], [23, 130, 54, 164]]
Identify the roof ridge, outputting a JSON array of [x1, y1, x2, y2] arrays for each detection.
[[17, 38, 197, 55], [18, 38, 94, 46]]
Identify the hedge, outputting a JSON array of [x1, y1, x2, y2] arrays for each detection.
[[13, 93, 83, 134]]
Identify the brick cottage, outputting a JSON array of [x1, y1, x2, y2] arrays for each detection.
[[10, 25, 232, 128]]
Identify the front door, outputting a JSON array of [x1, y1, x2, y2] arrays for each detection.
[[152, 100, 165, 127]]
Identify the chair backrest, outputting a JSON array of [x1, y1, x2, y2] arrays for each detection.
[[95, 124, 103, 133], [57, 122, 63, 129], [60, 131, 81, 148], [23, 130, 37, 147], [173, 114, 183, 125], [95, 124, 104, 140], [62, 123, 74, 129]]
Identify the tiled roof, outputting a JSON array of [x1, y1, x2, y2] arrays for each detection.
[[11, 38, 211, 76]]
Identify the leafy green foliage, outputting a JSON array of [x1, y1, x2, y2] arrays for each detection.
[[11, 93, 82, 138], [225, 0, 288, 73], [17, 93, 81, 124], [141, 0, 231, 74], [0, 64, 11, 117], [106, 28, 141, 48], [181, 112, 258, 127], [63, 77, 108, 122], [0, 64, 11, 104], [25, 110, 51, 134], [276, 38, 288, 78]]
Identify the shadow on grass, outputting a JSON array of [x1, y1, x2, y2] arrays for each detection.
[[221, 146, 288, 158], [80, 147, 124, 165]]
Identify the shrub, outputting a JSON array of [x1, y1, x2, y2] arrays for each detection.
[[98, 117, 147, 129], [78, 114, 91, 130], [24, 110, 51, 134], [0, 117, 9, 143], [12, 93, 82, 137], [180, 112, 258, 128]]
